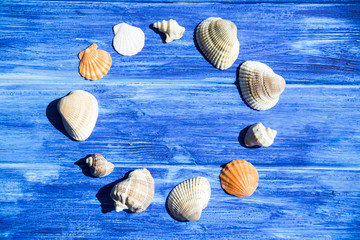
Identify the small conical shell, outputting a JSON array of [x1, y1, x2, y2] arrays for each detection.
[[78, 43, 112, 80], [85, 153, 114, 177], [113, 23, 145, 56], [239, 61, 286, 111], [110, 168, 154, 213], [244, 123, 277, 147], [57, 90, 98, 141], [195, 17, 240, 70], [153, 19, 185, 43], [220, 160, 258, 197], [166, 177, 211, 222]]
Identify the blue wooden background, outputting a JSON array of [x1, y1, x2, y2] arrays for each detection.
[[1, 0, 359, 239]]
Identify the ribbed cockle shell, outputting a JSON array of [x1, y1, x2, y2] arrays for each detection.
[[244, 123, 277, 147], [195, 17, 240, 70], [110, 168, 154, 213], [239, 61, 286, 110], [153, 19, 185, 43], [86, 153, 114, 177], [220, 160, 258, 197], [166, 177, 211, 222], [112, 23, 145, 56], [57, 90, 98, 141], [78, 43, 112, 80]]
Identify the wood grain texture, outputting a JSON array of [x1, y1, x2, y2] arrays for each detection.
[[0, 0, 359, 239]]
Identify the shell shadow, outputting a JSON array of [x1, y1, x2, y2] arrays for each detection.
[[238, 125, 261, 149], [165, 187, 188, 222], [96, 171, 133, 214], [149, 24, 167, 44], [74, 155, 96, 178], [46, 98, 73, 140]]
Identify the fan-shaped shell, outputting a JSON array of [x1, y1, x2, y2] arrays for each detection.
[[86, 153, 114, 177], [153, 19, 185, 43], [166, 177, 211, 222], [220, 160, 258, 197], [57, 90, 98, 141], [195, 17, 240, 70], [239, 61, 286, 110], [78, 43, 112, 80], [113, 23, 145, 56], [244, 123, 277, 147], [110, 168, 154, 213]]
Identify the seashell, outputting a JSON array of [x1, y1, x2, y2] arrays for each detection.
[[110, 168, 154, 213], [166, 177, 211, 222], [112, 23, 145, 56], [244, 123, 277, 147], [57, 90, 98, 141], [78, 43, 112, 80], [220, 160, 258, 197], [238, 61, 286, 111], [85, 153, 114, 177], [153, 19, 185, 43], [195, 17, 240, 70]]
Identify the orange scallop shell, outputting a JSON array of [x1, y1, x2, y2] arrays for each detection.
[[219, 159, 259, 197], [78, 43, 112, 80]]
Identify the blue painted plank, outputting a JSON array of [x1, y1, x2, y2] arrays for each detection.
[[0, 164, 359, 239], [0, 2, 359, 85]]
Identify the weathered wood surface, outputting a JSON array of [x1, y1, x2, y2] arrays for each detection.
[[0, 0, 359, 239]]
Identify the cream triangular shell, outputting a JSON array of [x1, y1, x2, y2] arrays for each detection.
[[166, 177, 211, 222], [86, 153, 114, 177], [220, 160, 259, 197], [78, 43, 112, 80], [244, 123, 277, 147], [195, 17, 240, 70], [153, 19, 185, 43], [239, 61, 286, 110], [57, 90, 98, 141], [112, 23, 145, 56], [110, 168, 154, 213]]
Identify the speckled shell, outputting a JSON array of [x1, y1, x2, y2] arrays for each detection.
[[239, 61, 286, 110], [112, 23, 145, 56], [195, 17, 240, 70], [153, 19, 185, 43], [86, 153, 114, 177], [78, 43, 112, 80], [57, 90, 98, 141], [166, 177, 211, 222], [110, 168, 154, 213], [220, 160, 259, 197], [245, 123, 277, 147]]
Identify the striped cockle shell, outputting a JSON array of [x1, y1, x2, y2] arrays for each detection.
[[220, 160, 258, 197], [110, 168, 154, 213], [57, 90, 98, 141], [86, 153, 114, 177], [153, 19, 185, 43], [244, 123, 277, 147], [112, 23, 145, 56], [78, 43, 112, 80], [195, 17, 240, 70], [239, 61, 286, 111], [166, 177, 211, 222]]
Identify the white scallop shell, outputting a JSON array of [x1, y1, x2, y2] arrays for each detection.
[[153, 19, 185, 43], [166, 177, 211, 222], [195, 17, 239, 70], [244, 123, 277, 147], [112, 23, 145, 56], [111, 168, 154, 213], [239, 61, 286, 111], [86, 153, 114, 177], [57, 90, 98, 141]]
